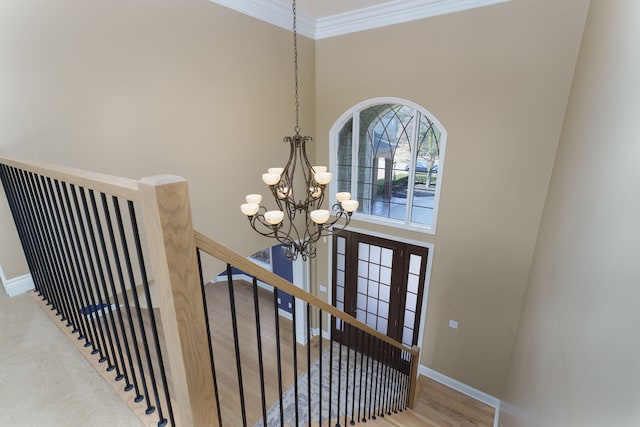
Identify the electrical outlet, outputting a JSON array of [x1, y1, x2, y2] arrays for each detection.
[[319, 285, 327, 293], [449, 320, 459, 330]]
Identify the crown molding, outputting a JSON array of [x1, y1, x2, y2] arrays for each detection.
[[208, 0, 511, 40], [209, 0, 315, 38], [315, 0, 511, 39]]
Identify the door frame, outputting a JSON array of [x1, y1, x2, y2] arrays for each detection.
[[327, 226, 434, 352]]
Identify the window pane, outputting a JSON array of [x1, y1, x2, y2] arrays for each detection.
[[380, 267, 392, 285], [359, 243, 369, 260], [410, 114, 440, 226], [381, 248, 393, 267], [357, 276, 367, 293], [404, 311, 415, 328], [337, 270, 345, 287], [358, 104, 414, 221], [407, 274, 419, 294], [337, 236, 346, 254], [403, 327, 413, 346], [337, 118, 353, 194], [409, 254, 422, 275]]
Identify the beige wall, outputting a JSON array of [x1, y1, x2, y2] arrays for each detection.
[[314, 0, 589, 396], [0, 0, 315, 281], [500, 1, 640, 425]]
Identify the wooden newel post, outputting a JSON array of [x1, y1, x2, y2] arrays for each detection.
[[407, 345, 421, 410], [139, 175, 218, 427]]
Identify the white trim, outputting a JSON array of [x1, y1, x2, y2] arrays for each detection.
[[207, 0, 315, 38], [208, 0, 511, 40], [3, 273, 35, 297], [329, 97, 448, 236], [315, 0, 511, 39], [419, 365, 501, 409]]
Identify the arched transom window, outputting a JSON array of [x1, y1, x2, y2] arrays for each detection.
[[331, 98, 446, 233]]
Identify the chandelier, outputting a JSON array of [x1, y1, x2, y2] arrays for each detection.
[[240, 0, 358, 261]]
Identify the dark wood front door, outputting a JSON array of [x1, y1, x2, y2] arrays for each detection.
[[331, 230, 428, 351]]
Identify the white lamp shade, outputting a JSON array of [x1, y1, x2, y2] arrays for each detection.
[[310, 209, 331, 224], [245, 194, 262, 204], [341, 199, 359, 213], [309, 186, 322, 198], [264, 210, 284, 225], [268, 167, 284, 176], [336, 192, 351, 202], [312, 166, 327, 173], [262, 173, 280, 186], [314, 172, 333, 185], [240, 203, 260, 216], [276, 186, 291, 199]]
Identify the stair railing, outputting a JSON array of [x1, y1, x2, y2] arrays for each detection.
[[194, 231, 421, 427], [0, 155, 420, 427], [0, 156, 216, 426]]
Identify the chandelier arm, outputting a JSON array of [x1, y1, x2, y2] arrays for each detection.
[[248, 216, 280, 239]]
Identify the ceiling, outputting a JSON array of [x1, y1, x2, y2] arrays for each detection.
[[209, 0, 511, 40]]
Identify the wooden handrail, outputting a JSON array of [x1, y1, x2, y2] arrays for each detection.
[[194, 229, 420, 358], [0, 155, 139, 201]]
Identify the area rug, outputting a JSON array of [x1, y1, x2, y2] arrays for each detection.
[[254, 343, 406, 427]]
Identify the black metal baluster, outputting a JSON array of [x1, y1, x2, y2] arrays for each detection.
[[402, 351, 410, 410], [336, 319, 343, 427], [251, 276, 268, 427], [89, 190, 125, 377], [0, 167, 46, 300], [108, 196, 143, 397], [344, 324, 351, 427], [384, 342, 392, 416], [20, 170, 56, 306], [42, 177, 84, 335], [363, 333, 372, 422], [112, 197, 151, 405], [23, 171, 66, 316], [349, 327, 357, 426], [0, 166, 48, 301], [376, 341, 384, 418], [97, 192, 130, 384], [128, 201, 173, 426], [306, 302, 311, 427], [71, 185, 110, 361], [318, 308, 323, 427], [35, 174, 78, 330], [79, 188, 117, 368], [59, 181, 101, 349], [391, 346, 399, 413], [357, 329, 365, 422], [328, 317, 334, 426], [291, 295, 299, 427], [273, 288, 284, 427], [197, 251, 223, 427], [226, 265, 247, 426]]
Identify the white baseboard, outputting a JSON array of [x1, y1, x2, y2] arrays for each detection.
[[419, 365, 501, 427], [3, 273, 35, 297]]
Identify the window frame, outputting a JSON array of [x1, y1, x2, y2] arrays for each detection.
[[329, 97, 447, 234]]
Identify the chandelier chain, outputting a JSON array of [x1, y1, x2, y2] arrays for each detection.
[[293, 0, 300, 134]]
